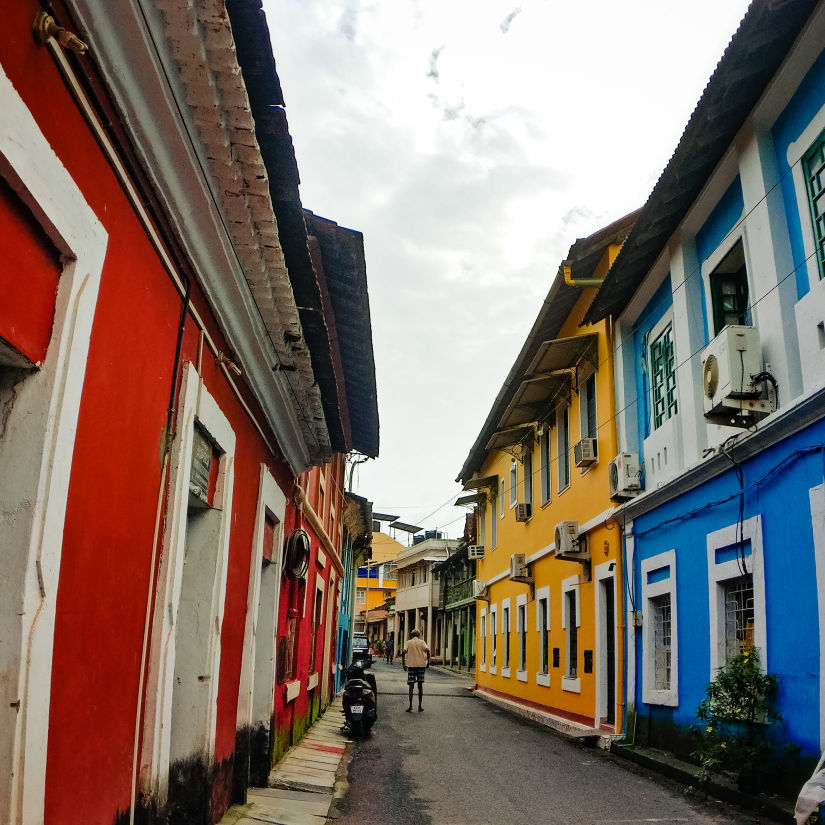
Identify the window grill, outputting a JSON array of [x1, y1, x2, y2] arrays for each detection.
[[651, 324, 677, 429], [652, 593, 671, 691], [803, 129, 825, 281], [724, 573, 754, 661]]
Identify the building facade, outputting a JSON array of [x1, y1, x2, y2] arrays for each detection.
[[394, 535, 459, 659], [0, 3, 378, 824], [585, 0, 825, 778], [457, 213, 636, 736]]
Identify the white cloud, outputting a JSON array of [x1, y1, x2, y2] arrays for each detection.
[[263, 0, 752, 535]]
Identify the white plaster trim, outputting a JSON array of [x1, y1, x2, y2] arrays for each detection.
[[536, 672, 550, 687], [479, 607, 487, 669], [285, 680, 301, 703], [562, 574, 580, 686], [706, 515, 766, 676], [141, 363, 235, 799], [562, 676, 582, 693], [640, 551, 678, 707], [501, 666, 511, 678], [490, 603, 497, 671], [317, 548, 328, 569], [594, 561, 620, 724], [501, 598, 511, 673], [0, 65, 107, 825], [787, 101, 825, 291], [307, 672, 319, 691], [535, 586, 550, 631], [236, 466, 287, 733], [516, 593, 528, 677], [535, 585, 551, 683], [561, 575, 580, 628], [809, 484, 825, 753]]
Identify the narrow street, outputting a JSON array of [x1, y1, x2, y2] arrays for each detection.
[[330, 662, 783, 825]]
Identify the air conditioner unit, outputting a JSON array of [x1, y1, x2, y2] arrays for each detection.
[[609, 452, 642, 501], [514, 502, 532, 522], [472, 579, 487, 598], [701, 325, 772, 425], [574, 437, 597, 467], [555, 520, 587, 560], [509, 553, 529, 580], [468, 545, 485, 560]]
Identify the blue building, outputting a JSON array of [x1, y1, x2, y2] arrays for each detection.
[[585, 0, 825, 772]]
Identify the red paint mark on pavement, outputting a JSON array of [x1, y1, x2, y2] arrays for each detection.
[[310, 744, 345, 754]]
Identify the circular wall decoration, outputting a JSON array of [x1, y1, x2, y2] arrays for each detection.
[[283, 528, 310, 580], [703, 354, 719, 399]]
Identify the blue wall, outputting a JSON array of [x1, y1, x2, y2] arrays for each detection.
[[773, 49, 825, 300], [632, 275, 673, 466], [695, 176, 745, 344], [630, 417, 825, 758]]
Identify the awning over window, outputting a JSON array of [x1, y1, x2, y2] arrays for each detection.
[[461, 474, 498, 493], [486, 424, 534, 452], [391, 521, 423, 534], [525, 333, 598, 377], [498, 374, 571, 429], [455, 492, 486, 507], [498, 333, 599, 430]]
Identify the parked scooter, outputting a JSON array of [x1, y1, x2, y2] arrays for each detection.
[[341, 660, 377, 737]]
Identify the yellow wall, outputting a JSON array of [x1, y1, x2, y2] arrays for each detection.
[[356, 531, 403, 611], [473, 281, 625, 730]]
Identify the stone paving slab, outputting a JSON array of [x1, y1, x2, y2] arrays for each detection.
[[216, 699, 349, 825]]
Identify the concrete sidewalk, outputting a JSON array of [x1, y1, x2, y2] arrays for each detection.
[[218, 698, 351, 825]]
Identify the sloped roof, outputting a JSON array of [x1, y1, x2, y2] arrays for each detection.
[[305, 211, 380, 457], [226, 0, 347, 457], [457, 211, 637, 483], [585, 0, 819, 323]]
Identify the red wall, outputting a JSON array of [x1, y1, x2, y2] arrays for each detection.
[[2, 4, 297, 823]]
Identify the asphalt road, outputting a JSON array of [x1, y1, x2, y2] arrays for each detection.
[[329, 660, 784, 825]]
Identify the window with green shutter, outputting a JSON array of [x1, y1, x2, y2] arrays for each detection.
[[650, 323, 677, 430], [803, 129, 825, 281]]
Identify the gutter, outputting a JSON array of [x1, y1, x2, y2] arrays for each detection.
[[294, 486, 344, 576], [562, 261, 603, 288]]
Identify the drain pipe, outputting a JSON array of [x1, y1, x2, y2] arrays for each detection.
[[129, 276, 191, 824], [561, 261, 604, 288]]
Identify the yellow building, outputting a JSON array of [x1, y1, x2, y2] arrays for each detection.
[[457, 212, 637, 737], [354, 529, 403, 637]]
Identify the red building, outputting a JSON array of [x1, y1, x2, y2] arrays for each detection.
[[0, 2, 378, 824]]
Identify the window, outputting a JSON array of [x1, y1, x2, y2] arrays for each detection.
[[309, 580, 324, 671], [355, 590, 365, 604], [557, 406, 570, 490], [802, 129, 825, 281], [709, 239, 750, 335], [642, 550, 678, 705], [479, 506, 486, 549], [537, 588, 550, 683], [491, 496, 497, 549], [480, 610, 487, 670], [707, 516, 765, 675], [539, 428, 551, 505], [523, 448, 533, 509], [562, 575, 580, 692], [490, 606, 497, 672], [502, 600, 511, 676], [580, 372, 597, 439], [723, 574, 754, 661], [648, 320, 677, 430], [565, 591, 577, 678], [509, 462, 517, 507], [499, 479, 505, 518], [517, 596, 528, 681]]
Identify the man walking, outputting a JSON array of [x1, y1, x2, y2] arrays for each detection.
[[401, 628, 430, 712], [385, 635, 394, 664]]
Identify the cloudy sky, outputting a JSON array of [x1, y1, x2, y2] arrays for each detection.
[[264, 0, 752, 539]]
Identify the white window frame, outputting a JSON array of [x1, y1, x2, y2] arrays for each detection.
[[0, 65, 107, 825], [509, 462, 518, 508], [561, 574, 581, 693], [489, 604, 497, 674], [516, 593, 528, 682], [535, 585, 550, 686], [501, 597, 511, 677], [706, 515, 766, 676], [579, 370, 598, 445], [142, 362, 236, 797], [479, 505, 486, 549], [522, 447, 533, 512], [500, 478, 506, 518], [539, 428, 552, 506], [480, 608, 487, 671], [557, 405, 570, 492], [491, 495, 498, 550], [236, 466, 287, 740], [641, 550, 678, 706]]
